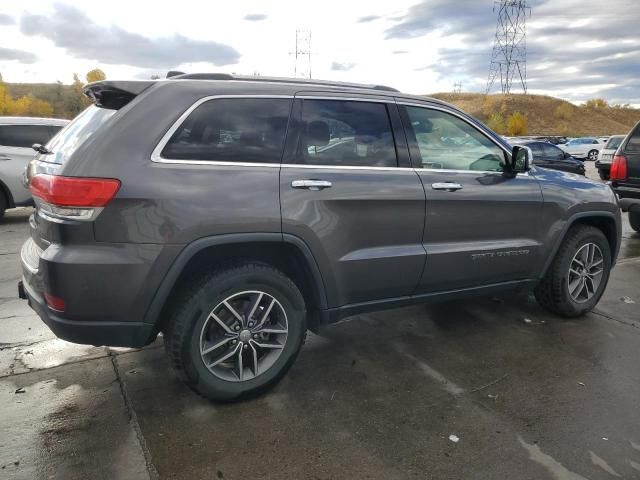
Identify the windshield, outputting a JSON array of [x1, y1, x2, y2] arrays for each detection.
[[605, 136, 623, 150], [44, 106, 115, 164]]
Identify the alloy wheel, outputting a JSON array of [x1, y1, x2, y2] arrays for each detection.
[[567, 243, 604, 303], [199, 290, 288, 382]]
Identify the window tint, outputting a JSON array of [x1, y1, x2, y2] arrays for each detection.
[[162, 98, 291, 163], [404, 106, 506, 171], [295, 100, 397, 167], [0, 125, 53, 148], [542, 143, 564, 160], [627, 127, 640, 151], [527, 143, 543, 157], [46, 106, 115, 164]]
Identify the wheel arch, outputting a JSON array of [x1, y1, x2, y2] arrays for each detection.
[[539, 211, 620, 279], [0, 177, 14, 209], [144, 233, 328, 335]]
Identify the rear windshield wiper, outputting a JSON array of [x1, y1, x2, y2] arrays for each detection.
[[32, 143, 52, 154]]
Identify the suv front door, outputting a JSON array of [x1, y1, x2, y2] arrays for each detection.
[[398, 103, 544, 293], [280, 95, 426, 307]]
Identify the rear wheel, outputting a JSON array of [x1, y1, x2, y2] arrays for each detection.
[[164, 263, 307, 402], [587, 149, 598, 161], [534, 225, 611, 317], [630, 212, 640, 233], [0, 193, 6, 220]]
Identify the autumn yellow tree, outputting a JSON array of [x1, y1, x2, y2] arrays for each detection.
[[8, 95, 54, 117], [86, 68, 106, 83], [0, 82, 12, 115], [584, 98, 608, 109], [506, 111, 528, 136], [486, 112, 507, 135]]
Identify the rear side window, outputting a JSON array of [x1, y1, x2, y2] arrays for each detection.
[[542, 143, 564, 160], [0, 125, 53, 148], [45, 106, 115, 164], [605, 136, 623, 150], [626, 127, 640, 152], [161, 98, 291, 163], [294, 100, 397, 168]]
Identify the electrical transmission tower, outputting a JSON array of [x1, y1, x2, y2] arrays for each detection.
[[453, 81, 463, 94], [486, 0, 531, 94], [293, 30, 312, 79]]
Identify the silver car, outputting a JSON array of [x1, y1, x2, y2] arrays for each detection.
[[596, 134, 626, 180], [0, 116, 69, 218]]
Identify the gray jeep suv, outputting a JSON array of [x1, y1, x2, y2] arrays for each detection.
[[19, 74, 622, 401]]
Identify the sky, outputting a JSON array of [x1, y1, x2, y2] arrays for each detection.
[[0, 0, 639, 105]]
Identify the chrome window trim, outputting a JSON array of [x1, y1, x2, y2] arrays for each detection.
[[151, 94, 528, 176], [150, 95, 295, 165]]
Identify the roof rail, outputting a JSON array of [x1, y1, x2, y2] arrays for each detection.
[[170, 73, 399, 92]]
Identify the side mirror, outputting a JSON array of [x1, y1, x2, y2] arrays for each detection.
[[511, 145, 532, 173]]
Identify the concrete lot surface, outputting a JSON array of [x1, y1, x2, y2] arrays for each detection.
[[1, 164, 639, 479]]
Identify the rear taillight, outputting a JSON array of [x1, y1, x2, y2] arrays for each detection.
[[610, 155, 628, 181], [30, 174, 120, 221], [44, 292, 66, 312]]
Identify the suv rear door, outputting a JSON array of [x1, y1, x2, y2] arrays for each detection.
[[616, 123, 640, 197], [279, 94, 426, 307], [397, 102, 544, 293]]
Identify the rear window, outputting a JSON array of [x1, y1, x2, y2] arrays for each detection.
[[605, 136, 623, 150], [161, 98, 291, 163], [45, 106, 115, 164], [0, 124, 54, 148]]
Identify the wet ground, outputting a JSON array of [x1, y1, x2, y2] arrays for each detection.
[[1, 164, 639, 479]]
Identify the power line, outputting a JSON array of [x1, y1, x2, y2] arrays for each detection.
[[486, 0, 531, 94]]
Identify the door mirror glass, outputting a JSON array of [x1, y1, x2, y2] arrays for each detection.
[[512, 145, 532, 173]]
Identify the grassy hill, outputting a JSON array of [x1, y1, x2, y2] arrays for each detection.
[[429, 93, 640, 137]]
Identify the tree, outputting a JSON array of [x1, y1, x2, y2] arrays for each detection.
[[0, 82, 11, 115], [8, 95, 53, 117], [86, 68, 106, 83], [486, 112, 506, 135], [63, 73, 91, 117], [584, 98, 608, 109], [506, 111, 528, 136]]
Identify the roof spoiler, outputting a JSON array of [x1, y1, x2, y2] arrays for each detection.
[[83, 81, 155, 110]]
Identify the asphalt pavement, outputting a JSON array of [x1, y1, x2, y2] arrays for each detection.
[[1, 163, 639, 479]]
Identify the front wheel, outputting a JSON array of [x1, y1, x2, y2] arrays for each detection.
[[0, 193, 6, 221], [164, 263, 307, 402], [587, 149, 598, 161], [630, 211, 640, 233], [534, 225, 611, 317]]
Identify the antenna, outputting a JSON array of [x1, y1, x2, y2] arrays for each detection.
[[486, 0, 531, 94], [293, 29, 312, 79]]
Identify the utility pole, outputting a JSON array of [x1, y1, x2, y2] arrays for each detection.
[[293, 30, 312, 79], [486, 0, 531, 94]]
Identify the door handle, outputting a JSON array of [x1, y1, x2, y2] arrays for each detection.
[[431, 182, 463, 191], [291, 180, 332, 191]]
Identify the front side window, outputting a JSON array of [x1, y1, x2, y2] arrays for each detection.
[[527, 143, 543, 158], [403, 106, 506, 171], [294, 100, 397, 167], [0, 125, 53, 148], [162, 98, 291, 163]]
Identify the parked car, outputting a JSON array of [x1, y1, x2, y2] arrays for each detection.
[[560, 137, 605, 161], [0, 117, 69, 219], [19, 74, 622, 401], [595, 135, 625, 180], [513, 140, 585, 175], [609, 122, 640, 232]]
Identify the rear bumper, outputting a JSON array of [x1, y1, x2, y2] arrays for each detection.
[[619, 198, 640, 213], [613, 183, 640, 201], [18, 234, 178, 348], [19, 279, 153, 347]]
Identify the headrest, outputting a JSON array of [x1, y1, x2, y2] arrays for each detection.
[[307, 121, 330, 147], [412, 118, 433, 133]]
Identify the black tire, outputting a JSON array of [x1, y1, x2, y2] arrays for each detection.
[[630, 211, 640, 233], [0, 192, 6, 220], [598, 170, 609, 181], [163, 263, 306, 402], [587, 149, 598, 161], [534, 225, 611, 317]]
